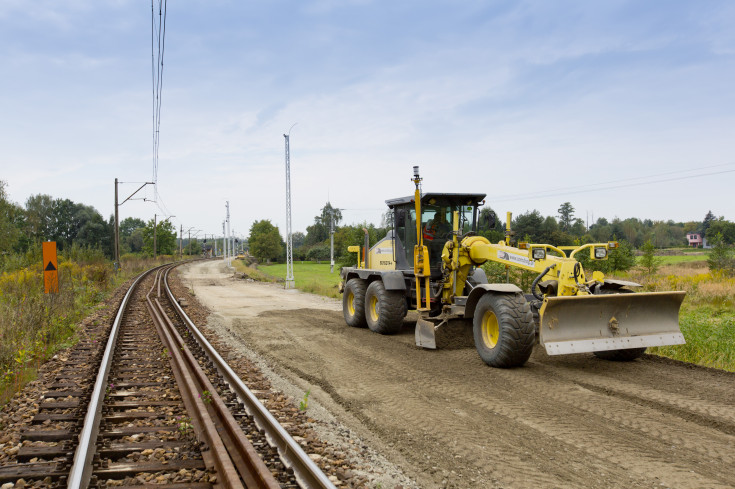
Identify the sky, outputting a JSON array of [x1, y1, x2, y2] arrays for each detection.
[[1, 0, 733, 240]]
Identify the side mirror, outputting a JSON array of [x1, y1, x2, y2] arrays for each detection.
[[395, 208, 406, 227]]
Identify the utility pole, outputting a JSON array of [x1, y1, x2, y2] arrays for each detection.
[[153, 214, 157, 260], [222, 221, 226, 261], [114, 178, 119, 270], [114, 179, 154, 271], [225, 202, 231, 267], [284, 125, 296, 288], [179, 224, 183, 259], [115, 178, 120, 272], [330, 206, 335, 273]]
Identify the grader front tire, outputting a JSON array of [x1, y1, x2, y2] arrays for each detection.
[[473, 293, 535, 368], [365, 280, 405, 335], [343, 278, 367, 328]]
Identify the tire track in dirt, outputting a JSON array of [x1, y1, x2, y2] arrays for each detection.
[[429, 364, 735, 488], [378, 334, 733, 487], [544, 366, 735, 433], [183, 262, 735, 489], [237, 310, 735, 488]]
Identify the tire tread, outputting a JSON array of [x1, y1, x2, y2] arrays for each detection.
[[473, 293, 535, 368], [365, 280, 405, 335], [343, 278, 367, 328]]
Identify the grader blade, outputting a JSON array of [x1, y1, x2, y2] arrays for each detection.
[[415, 316, 438, 349], [539, 291, 686, 355]]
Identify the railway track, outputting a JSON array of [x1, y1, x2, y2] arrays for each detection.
[[0, 262, 336, 489]]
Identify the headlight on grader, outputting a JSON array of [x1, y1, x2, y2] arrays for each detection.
[[531, 247, 546, 260], [593, 246, 608, 259]]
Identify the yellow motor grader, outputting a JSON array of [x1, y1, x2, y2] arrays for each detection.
[[339, 166, 685, 368]]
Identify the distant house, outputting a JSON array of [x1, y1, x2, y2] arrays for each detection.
[[686, 233, 710, 248]]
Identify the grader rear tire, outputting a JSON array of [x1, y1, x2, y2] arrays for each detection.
[[365, 280, 406, 335], [473, 293, 535, 368], [343, 278, 367, 328]]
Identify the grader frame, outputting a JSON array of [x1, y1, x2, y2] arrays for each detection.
[[339, 167, 685, 368]]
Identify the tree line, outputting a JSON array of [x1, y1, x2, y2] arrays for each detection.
[[3, 177, 732, 270], [246, 200, 735, 265], [480, 203, 735, 249], [0, 180, 179, 269]]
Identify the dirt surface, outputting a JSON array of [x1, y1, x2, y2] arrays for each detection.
[[181, 260, 735, 489]]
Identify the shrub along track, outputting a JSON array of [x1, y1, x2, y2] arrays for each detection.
[[0, 262, 338, 489], [182, 259, 735, 489]]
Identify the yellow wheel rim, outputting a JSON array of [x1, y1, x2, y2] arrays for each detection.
[[347, 291, 355, 316], [481, 310, 500, 348], [369, 296, 379, 322]]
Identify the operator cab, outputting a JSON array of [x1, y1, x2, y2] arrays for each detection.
[[386, 193, 486, 274]]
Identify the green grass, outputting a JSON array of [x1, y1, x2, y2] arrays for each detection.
[[258, 262, 342, 298], [0, 254, 172, 404], [231, 260, 278, 283], [648, 254, 709, 265], [649, 304, 735, 372]]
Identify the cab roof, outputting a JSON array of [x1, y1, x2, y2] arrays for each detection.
[[385, 192, 486, 208]]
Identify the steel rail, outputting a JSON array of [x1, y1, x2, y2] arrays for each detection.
[[149, 263, 283, 488], [153, 296, 281, 489], [67, 265, 162, 489], [162, 266, 338, 489], [145, 265, 248, 489]]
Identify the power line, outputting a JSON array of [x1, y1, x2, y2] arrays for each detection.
[[151, 0, 168, 192], [492, 163, 735, 203]]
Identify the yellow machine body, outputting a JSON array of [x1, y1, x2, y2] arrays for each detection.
[[437, 229, 685, 355], [340, 167, 685, 365]]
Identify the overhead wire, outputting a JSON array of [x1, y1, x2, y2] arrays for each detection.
[[149, 0, 175, 224], [151, 0, 168, 197], [491, 163, 735, 203]]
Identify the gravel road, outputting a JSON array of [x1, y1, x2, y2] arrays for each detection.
[[181, 260, 735, 489]]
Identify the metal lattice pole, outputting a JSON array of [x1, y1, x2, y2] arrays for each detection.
[[284, 128, 295, 288], [226, 201, 231, 267], [330, 207, 335, 273]]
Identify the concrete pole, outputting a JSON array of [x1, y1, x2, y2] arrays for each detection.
[[179, 224, 183, 259], [114, 178, 120, 270], [226, 201, 231, 266], [153, 214, 157, 260], [330, 208, 335, 273]]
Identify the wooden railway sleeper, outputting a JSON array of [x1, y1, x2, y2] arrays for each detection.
[[150, 292, 282, 489]]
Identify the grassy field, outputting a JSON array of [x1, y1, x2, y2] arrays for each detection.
[[0, 254, 174, 403], [253, 261, 342, 298], [621, 262, 735, 371], [653, 254, 709, 264], [244, 259, 734, 372]]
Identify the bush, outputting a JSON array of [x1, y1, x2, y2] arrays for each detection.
[[638, 239, 662, 275], [575, 239, 636, 274], [481, 261, 537, 291], [306, 245, 331, 263], [708, 233, 734, 276]]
